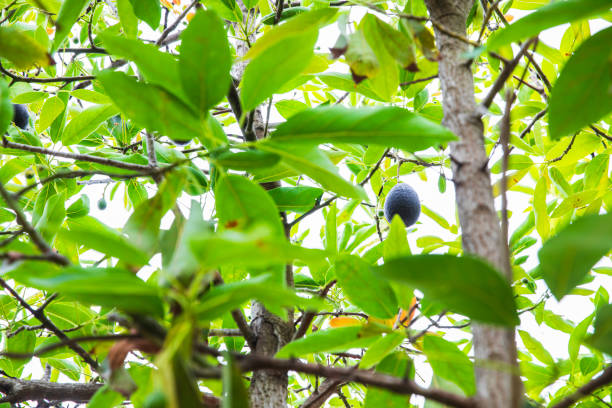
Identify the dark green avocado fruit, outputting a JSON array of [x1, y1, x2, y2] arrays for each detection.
[[384, 183, 420, 227], [12, 104, 29, 129]]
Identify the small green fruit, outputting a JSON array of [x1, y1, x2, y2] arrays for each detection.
[[97, 198, 107, 210]]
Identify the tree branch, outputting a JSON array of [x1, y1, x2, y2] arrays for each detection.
[[0, 377, 102, 404], [2, 138, 155, 171], [550, 365, 612, 408], [0, 62, 95, 84], [293, 280, 336, 340], [481, 38, 536, 109]]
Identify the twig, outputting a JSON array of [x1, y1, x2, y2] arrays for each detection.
[[550, 365, 612, 408], [477, 0, 503, 43], [399, 74, 438, 87], [480, 38, 537, 109], [209, 329, 243, 337], [3, 138, 154, 172], [500, 90, 515, 271], [548, 134, 577, 163], [294, 280, 337, 340], [0, 279, 99, 370], [155, 0, 199, 46], [0, 182, 68, 265], [0, 62, 94, 84], [0, 377, 102, 404], [300, 378, 347, 408]]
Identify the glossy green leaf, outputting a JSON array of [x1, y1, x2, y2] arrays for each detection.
[[538, 213, 612, 300], [361, 332, 405, 369], [384, 216, 411, 260], [519, 330, 554, 366], [100, 34, 187, 103], [568, 313, 594, 362], [189, 225, 327, 271], [7, 264, 164, 317], [35, 192, 65, 243], [364, 352, 413, 407], [423, 335, 475, 396], [128, 0, 160, 29], [586, 303, 612, 355], [487, 0, 612, 50], [276, 326, 378, 358], [62, 104, 118, 145], [534, 176, 550, 240], [335, 255, 399, 319], [124, 172, 185, 253], [117, 0, 138, 38], [377, 255, 519, 326], [87, 386, 125, 408], [0, 80, 11, 135], [179, 10, 232, 114], [52, 0, 89, 51], [66, 195, 89, 218], [197, 275, 323, 321], [267, 186, 323, 213], [0, 27, 53, 69], [215, 174, 284, 236], [549, 27, 612, 139], [257, 142, 367, 200], [361, 14, 399, 101], [37, 96, 65, 133], [271, 106, 457, 152], [59, 216, 150, 265], [98, 71, 223, 147], [241, 30, 317, 112], [213, 150, 281, 170]]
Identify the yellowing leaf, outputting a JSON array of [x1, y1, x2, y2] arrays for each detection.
[[0, 26, 53, 69], [329, 317, 362, 328]]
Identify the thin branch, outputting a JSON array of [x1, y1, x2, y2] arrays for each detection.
[[2, 138, 155, 172], [0, 279, 99, 370], [294, 280, 337, 340], [0, 62, 95, 84], [547, 134, 577, 163], [0, 182, 68, 265], [155, 0, 199, 46], [209, 329, 243, 337], [590, 125, 612, 142], [300, 378, 347, 408], [196, 346, 476, 408], [500, 90, 515, 270], [288, 195, 337, 228], [550, 365, 612, 408], [477, 0, 503, 43], [399, 74, 438, 87], [481, 38, 537, 109]]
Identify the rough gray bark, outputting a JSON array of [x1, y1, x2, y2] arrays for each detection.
[[423, 1, 521, 407]]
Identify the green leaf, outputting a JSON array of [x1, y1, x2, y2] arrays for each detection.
[[59, 216, 150, 265], [586, 303, 612, 355], [98, 71, 223, 147], [538, 213, 612, 300], [267, 186, 323, 213], [569, 314, 594, 363], [35, 192, 65, 243], [241, 30, 318, 112], [276, 326, 378, 358], [189, 225, 327, 271], [270, 106, 457, 152], [335, 255, 399, 319], [215, 174, 284, 236], [99, 34, 187, 103], [534, 176, 550, 240], [549, 27, 612, 139], [222, 353, 249, 408], [0, 80, 11, 135], [0, 26, 53, 69], [361, 332, 405, 369], [364, 352, 413, 407], [87, 386, 125, 408], [128, 0, 160, 29], [37, 96, 65, 133], [486, 0, 612, 50], [62, 104, 119, 145], [52, 0, 89, 51], [423, 335, 475, 396], [179, 10, 232, 114], [384, 216, 411, 260], [7, 264, 164, 317], [124, 172, 185, 252], [257, 143, 367, 200], [196, 275, 323, 321], [66, 195, 89, 218], [345, 29, 380, 80], [117, 0, 138, 38], [361, 14, 400, 101], [213, 150, 281, 170], [519, 330, 554, 366], [377, 255, 519, 326]]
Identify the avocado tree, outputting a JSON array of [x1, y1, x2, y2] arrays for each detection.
[[0, 0, 611, 406]]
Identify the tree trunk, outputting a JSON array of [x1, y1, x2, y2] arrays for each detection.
[[423, 1, 522, 407]]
